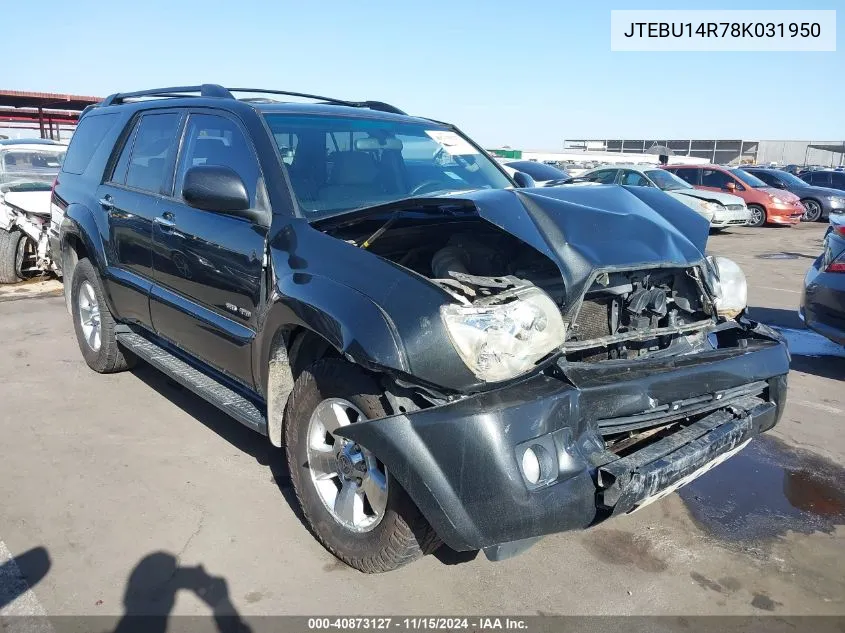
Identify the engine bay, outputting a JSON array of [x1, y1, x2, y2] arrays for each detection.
[[326, 214, 716, 364]]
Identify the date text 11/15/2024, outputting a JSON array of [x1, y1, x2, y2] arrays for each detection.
[[307, 617, 529, 630]]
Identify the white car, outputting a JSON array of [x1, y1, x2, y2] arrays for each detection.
[[571, 164, 751, 229], [0, 142, 65, 283]]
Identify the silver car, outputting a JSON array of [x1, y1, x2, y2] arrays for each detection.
[[573, 164, 751, 229]]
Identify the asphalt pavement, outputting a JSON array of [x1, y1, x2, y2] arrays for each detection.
[[0, 223, 843, 621]]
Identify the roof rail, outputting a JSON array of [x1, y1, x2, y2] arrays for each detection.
[[228, 88, 406, 115], [100, 84, 234, 107], [97, 84, 407, 115]]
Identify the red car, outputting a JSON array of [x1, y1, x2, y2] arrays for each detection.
[[664, 165, 804, 227]]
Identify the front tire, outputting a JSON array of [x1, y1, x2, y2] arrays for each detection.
[[0, 228, 26, 284], [71, 258, 136, 373], [285, 359, 439, 572], [747, 204, 767, 227], [801, 199, 823, 222]]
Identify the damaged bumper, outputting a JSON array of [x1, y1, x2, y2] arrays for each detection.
[[336, 330, 789, 556]]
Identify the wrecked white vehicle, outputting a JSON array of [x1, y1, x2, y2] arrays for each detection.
[[0, 142, 65, 283]]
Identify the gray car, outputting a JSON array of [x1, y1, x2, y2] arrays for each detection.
[[746, 168, 845, 222], [573, 165, 750, 229]]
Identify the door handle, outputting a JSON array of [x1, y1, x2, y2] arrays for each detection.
[[154, 212, 176, 228], [98, 195, 114, 210]]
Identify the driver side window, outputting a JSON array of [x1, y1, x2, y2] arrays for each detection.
[[620, 170, 650, 186]]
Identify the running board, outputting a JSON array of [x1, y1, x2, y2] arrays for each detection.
[[116, 331, 267, 435]]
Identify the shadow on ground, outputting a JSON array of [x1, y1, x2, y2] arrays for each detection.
[[112, 552, 251, 633], [130, 365, 304, 526]]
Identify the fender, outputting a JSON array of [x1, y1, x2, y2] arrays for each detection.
[[60, 205, 110, 313], [257, 274, 410, 447]]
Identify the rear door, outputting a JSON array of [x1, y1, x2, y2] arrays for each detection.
[[671, 168, 700, 186], [150, 110, 269, 388], [96, 110, 183, 328]]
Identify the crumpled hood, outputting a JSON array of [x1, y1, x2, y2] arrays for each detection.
[[450, 185, 710, 310], [671, 188, 744, 206]]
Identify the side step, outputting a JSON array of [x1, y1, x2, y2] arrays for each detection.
[[117, 331, 267, 435]]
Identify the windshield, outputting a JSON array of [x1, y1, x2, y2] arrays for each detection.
[[729, 168, 768, 188], [263, 114, 512, 219], [645, 169, 692, 191], [767, 169, 810, 188], [506, 161, 569, 181], [0, 149, 65, 184]]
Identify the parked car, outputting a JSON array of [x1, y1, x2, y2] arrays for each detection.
[[801, 214, 845, 345], [800, 169, 845, 194], [572, 165, 750, 229], [664, 164, 804, 227], [504, 160, 571, 186], [0, 142, 66, 283], [54, 84, 789, 573], [744, 167, 845, 222]]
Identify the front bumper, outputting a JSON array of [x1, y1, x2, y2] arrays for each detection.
[[337, 328, 790, 554], [768, 202, 805, 225], [710, 207, 751, 228], [801, 258, 845, 345]]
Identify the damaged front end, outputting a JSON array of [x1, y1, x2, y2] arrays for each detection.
[[321, 186, 789, 558]]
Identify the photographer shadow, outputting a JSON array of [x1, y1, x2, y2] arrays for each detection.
[[112, 552, 251, 633]]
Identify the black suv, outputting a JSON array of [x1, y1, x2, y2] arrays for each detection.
[[53, 85, 789, 572]]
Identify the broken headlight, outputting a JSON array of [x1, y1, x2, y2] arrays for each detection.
[[440, 287, 566, 382], [706, 256, 748, 319]]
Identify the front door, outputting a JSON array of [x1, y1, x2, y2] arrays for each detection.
[[97, 110, 183, 328], [150, 111, 269, 388]]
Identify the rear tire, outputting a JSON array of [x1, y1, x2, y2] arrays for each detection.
[[285, 359, 440, 573], [71, 258, 136, 373], [747, 205, 766, 227], [0, 228, 25, 284]]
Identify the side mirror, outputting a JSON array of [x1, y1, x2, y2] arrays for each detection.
[[512, 171, 536, 188], [773, 180, 787, 189], [725, 181, 737, 192], [183, 165, 257, 221]]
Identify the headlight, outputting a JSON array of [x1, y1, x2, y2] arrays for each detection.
[[440, 286, 566, 382], [700, 201, 724, 213], [828, 196, 845, 208], [769, 195, 787, 204], [706, 256, 748, 319]]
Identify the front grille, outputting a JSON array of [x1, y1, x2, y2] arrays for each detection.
[[572, 298, 611, 341]]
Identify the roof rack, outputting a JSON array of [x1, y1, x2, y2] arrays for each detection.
[[98, 84, 406, 115]]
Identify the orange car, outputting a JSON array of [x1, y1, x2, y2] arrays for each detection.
[[664, 164, 804, 227]]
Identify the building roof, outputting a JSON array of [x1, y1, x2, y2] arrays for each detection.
[[0, 90, 102, 111]]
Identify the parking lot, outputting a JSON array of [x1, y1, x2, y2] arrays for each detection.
[[0, 223, 843, 619]]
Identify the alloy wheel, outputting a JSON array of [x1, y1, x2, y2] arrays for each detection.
[[306, 398, 388, 532], [77, 281, 102, 351], [802, 200, 822, 222]]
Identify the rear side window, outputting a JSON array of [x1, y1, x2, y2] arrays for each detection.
[[124, 113, 181, 194], [62, 113, 119, 175], [672, 169, 699, 185], [701, 169, 732, 189], [588, 169, 618, 184]]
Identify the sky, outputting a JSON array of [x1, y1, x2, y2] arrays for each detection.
[[2, 0, 842, 148]]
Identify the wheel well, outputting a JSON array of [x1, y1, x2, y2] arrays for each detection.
[[61, 234, 88, 312], [265, 326, 340, 448], [287, 328, 340, 378]]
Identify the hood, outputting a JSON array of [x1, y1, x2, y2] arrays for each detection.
[[430, 186, 709, 308], [760, 186, 800, 202], [1, 189, 52, 216], [793, 184, 844, 198], [671, 188, 745, 206]]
